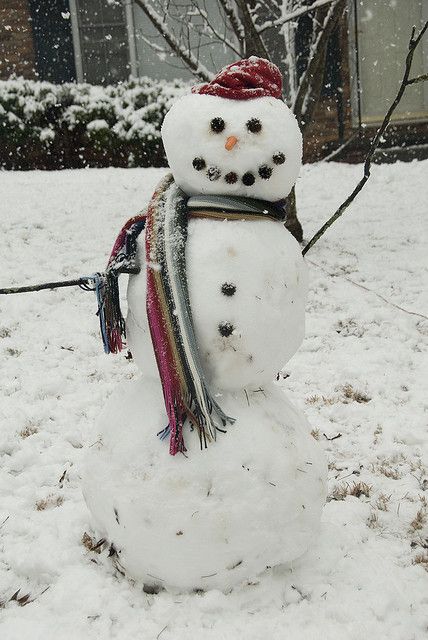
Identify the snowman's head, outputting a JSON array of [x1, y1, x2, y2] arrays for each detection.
[[161, 57, 302, 202]]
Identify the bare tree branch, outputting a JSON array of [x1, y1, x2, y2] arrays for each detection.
[[407, 73, 428, 85], [307, 258, 428, 321], [0, 278, 94, 295], [218, 0, 245, 52], [235, 0, 270, 58], [257, 0, 336, 34], [0, 268, 140, 296], [281, 1, 301, 105], [133, 0, 214, 81], [138, 33, 170, 56], [302, 21, 428, 256], [188, 0, 241, 56], [254, 0, 282, 20]]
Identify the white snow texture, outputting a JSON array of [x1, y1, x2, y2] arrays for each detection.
[[0, 161, 427, 638]]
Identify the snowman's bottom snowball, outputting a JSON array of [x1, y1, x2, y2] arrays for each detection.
[[83, 377, 327, 592]]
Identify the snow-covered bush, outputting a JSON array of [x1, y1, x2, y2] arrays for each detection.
[[0, 77, 189, 170]]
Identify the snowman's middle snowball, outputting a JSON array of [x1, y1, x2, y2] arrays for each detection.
[[126, 215, 307, 391]]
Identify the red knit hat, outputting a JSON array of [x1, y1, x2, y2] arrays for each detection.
[[192, 56, 283, 101]]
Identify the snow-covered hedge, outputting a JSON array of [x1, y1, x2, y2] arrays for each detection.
[[0, 77, 189, 170]]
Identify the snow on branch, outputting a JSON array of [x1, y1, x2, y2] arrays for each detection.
[[218, 0, 245, 47], [303, 21, 428, 256], [235, 0, 269, 58], [133, 0, 214, 81], [138, 33, 169, 57], [251, 0, 282, 19], [187, 0, 241, 56], [257, 0, 336, 34]]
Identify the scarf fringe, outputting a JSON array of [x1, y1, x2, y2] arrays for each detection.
[[95, 270, 126, 354], [96, 214, 147, 355], [159, 365, 235, 455]]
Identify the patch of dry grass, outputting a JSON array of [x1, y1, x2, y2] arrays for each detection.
[[20, 425, 39, 439], [367, 512, 380, 529], [373, 425, 382, 445], [372, 454, 406, 480], [413, 553, 428, 571], [378, 465, 402, 480], [306, 395, 336, 406], [341, 384, 371, 404], [409, 508, 427, 533], [306, 384, 371, 407], [82, 532, 107, 554], [375, 493, 391, 511], [329, 481, 371, 502], [35, 495, 64, 511]]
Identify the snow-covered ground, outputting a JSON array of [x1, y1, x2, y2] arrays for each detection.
[[0, 161, 427, 639]]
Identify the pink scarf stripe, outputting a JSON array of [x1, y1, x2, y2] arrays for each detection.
[[145, 175, 187, 454]]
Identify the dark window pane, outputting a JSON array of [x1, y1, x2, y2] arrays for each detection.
[[75, 0, 129, 84], [101, 0, 125, 24], [28, 0, 76, 83], [77, 0, 103, 26]]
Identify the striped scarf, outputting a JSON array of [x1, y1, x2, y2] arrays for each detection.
[[98, 174, 286, 455]]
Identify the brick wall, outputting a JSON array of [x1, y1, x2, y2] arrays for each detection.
[[0, 0, 36, 79]]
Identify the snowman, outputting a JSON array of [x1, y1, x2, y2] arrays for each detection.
[[83, 57, 327, 592]]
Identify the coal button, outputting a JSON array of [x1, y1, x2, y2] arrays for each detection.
[[221, 282, 236, 296], [218, 322, 234, 337]]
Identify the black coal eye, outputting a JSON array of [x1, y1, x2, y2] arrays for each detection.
[[246, 118, 262, 133], [210, 117, 225, 133]]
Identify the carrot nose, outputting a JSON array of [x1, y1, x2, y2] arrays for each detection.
[[225, 135, 238, 151]]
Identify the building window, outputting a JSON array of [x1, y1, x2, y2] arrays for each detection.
[[352, 0, 428, 124], [28, 0, 76, 83], [70, 0, 134, 84]]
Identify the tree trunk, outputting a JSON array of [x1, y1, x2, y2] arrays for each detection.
[[285, 1, 346, 243], [293, 0, 346, 132], [235, 0, 270, 58]]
